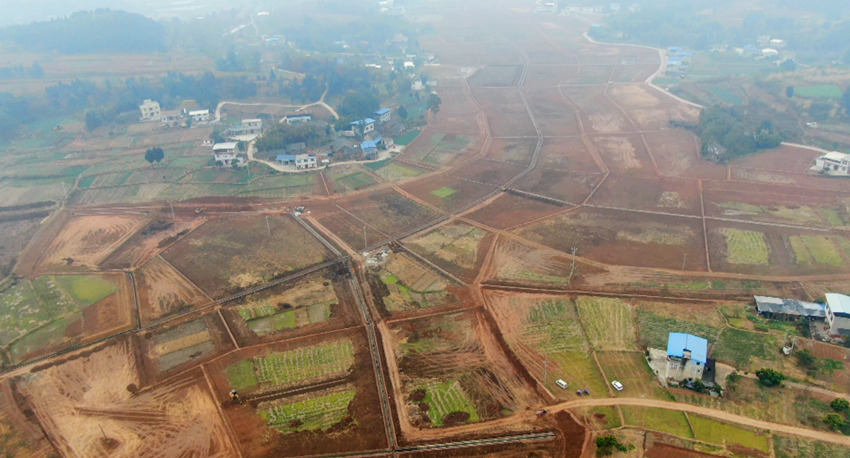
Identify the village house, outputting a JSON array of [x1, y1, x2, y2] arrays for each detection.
[[189, 109, 211, 123], [754, 295, 826, 322], [349, 118, 376, 136], [664, 333, 708, 382], [374, 108, 392, 123], [225, 119, 264, 137], [825, 293, 850, 337], [160, 110, 181, 124], [276, 153, 317, 169], [212, 142, 245, 166], [138, 99, 161, 122], [813, 151, 850, 176], [284, 114, 313, 125]]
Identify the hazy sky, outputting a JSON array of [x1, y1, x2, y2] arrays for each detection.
[[0, 0, 246, 26]]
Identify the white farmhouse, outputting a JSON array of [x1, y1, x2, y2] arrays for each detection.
[[212, 142, 245, 166], [813, 151, 850, 176], [189, 109, 211, 123], [825, 293, 850, 337], [138, 99, 161, 122]]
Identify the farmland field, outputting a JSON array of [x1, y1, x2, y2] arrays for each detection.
[[152, 318, 216, 372], [774, 434, 850, 458], [162, 215, 330, 298], [415, 380, 480, 426], [226, 339, 355, 393], [374, 162, 425, 182], [576, 296, 637, 351], [135, 256, 209, 325], [405, 221, 492, 280], [372, 252, 455, 314], [467, 65, 523, 87], [636, 307, 723, 350], [236, 279, 338, 336], [719, 228, 770, 265], [260, 387, 356, 434], [597, 351, 670, 400], [713, 328, 778, 369], [689, 415, 770, 453], [621, 406, 693, 438], [794, 85, 843, 99]]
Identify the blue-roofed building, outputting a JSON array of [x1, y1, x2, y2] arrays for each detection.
[[361, 140, 377, 152], [669, 46, 682, 54], [350, 118, 376, 135], [665, 333, 709, 381], [374, 108, 392, 123]]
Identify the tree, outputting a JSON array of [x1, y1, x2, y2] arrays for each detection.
[[831, 398, 850, 412], [340, 90, 380, 118], [595, 435, 628, 455], [825, 413, 847, 430], [85, 110, 103, 132], [795, 349, 816, 369], [397, 104, 408, 120], [692, 379, 706, 393], [144, 147, 164, 166], [427, 92, 442, 116], [786, 85, 795, 98], [755, 368, 785, 387]]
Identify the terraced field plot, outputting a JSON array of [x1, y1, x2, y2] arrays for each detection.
[[236, 279, 338, 336], [373, 253, 453, 313], [789, 235, 844, 266], [621, 406, 693, 438], [260, 387, 356, 434], [227, 340, 355, 393], [597, 351, 670, 400], [405, 221, 492, 280], [153, 318, 216, 372], [414, 381, 480, 426], [374, 162, 425, 182]]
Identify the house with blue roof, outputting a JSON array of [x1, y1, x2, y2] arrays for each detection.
[[350, 118, 376, 136], [374, 108, 392, 123], [665, 332, 709, 382]]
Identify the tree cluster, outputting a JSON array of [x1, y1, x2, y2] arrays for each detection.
[[0, 9, 166, 54], [254, 122, 330, 154], [595, 435, 629, 456], [696, 105, 783, 163], [144, 147, 164, 166], [0, 92, 36, 140], [824, 398, 850, 435], [755, 368, 785, 387]]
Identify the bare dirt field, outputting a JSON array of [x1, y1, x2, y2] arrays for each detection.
[[134, 256, 210, 326], [589, 134, 655, 175], [101, 214, 207, 269], [608, 85, 700, 130], [517, 207, 707, 271], [15, 337, 236, 457], [643, 130, 727, 179], [471, 87, 537, 137], [448, 158, 525, 187], [523, 65, 580, 88], [467, 65, 524, 87], [512, 167, 602, 204], [424, 85, 482, 135], [402, 173, 497, 213], [525, 87, 582, 137], [465, 193, 567, 230], [730, 143, 822, 174], [32, 213, 148, 272], [0, 215, 43, 278], [205, 329, 388, 457], [484, 137, 539, 165], [162, 214, 331, 298], [589, 175, 701, 216]]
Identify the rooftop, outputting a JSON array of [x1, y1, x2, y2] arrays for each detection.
[[361, 140, 377, 150], [826, 293, 850, 316], [375, 108, 391, 115], [351, 118, 376, 126], [754, 296, 826, 318], [666, 333, 708, 364], [276, 154, 296, 161], [213, 142, 239, 150], [823, 151, 849, 162]]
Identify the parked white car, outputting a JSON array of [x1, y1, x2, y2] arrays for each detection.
[[612, 380, 624, 391], [555, 379, 568, 389]]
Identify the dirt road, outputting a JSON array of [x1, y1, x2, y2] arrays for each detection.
[[551, 397, 850, 446]]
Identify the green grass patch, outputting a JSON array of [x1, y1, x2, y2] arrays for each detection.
[[226, 359, 259, 390], [364, 156, 394, 171], [263, 389, 355, 434], [621, 406, 693, 438], [690, 415, 770, 452], [524, 299, 586, 352], [774, 434, 850, 458], [53, 275, 118, 307], [548, 351, 609, 395], [802, 236, 843, 266], [335, 172, 376, 191], [704, 84, 743, 105], [576, 296, 636, 351], [430, 186, 457, 198], [720, 228, 770, 265], [394, 130, 421, 146], [8, 314, 79, 362], [795, 85, 844, 99], [636, 310, 722, 350], [419, 380, 480, 426], [713, 328, 777, 369]]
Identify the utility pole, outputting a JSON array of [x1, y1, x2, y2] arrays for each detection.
[[99, 424, 108, 440], [682, 252, 687, 271], [266, 215, 271, 237], [568, 246, 578, 284], [363, 225, 368, 250], [169, 201, 176, 219], [543, 359, 548, 386]]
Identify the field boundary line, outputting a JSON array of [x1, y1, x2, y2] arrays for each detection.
[[200, 364, 244, 458], [393, 243, 465, 286], [217, 308, 239, 349], [640, 134, 661, 176], [384, 305, 479, 325], [698, 179, 712, 272]]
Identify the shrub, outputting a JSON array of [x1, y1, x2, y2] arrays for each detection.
[[755, 368, 785, 387], [831, 398, 850, 412]]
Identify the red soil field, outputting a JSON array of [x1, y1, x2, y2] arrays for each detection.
[[449, 158, 525, 187], [471, 87, 537, 137], [588, 174, 701, 216], [523, 65, 581, 88], [465, 193, 567, 230], [589, 134, 656, 175], [402, 173, 498, 212], [484, 137, 539, 166], [525, 87, 582, 137], [643, 130, 727, 179]]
